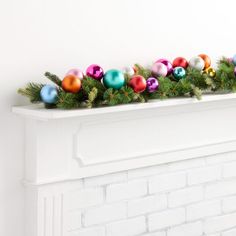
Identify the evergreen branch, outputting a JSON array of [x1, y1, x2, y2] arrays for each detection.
[[86, 87, 98, 108], [134, 64, 151, 78], [82, 76, 105, 98], [18, 83, 44, 103], [56, 91, 83, 109], [44, 72, 62, 87], [103, 88, 121, 106]]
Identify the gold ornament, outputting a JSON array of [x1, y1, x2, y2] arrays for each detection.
[[204, 67, 216, 78]]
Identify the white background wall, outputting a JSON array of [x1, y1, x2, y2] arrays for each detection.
[[0, 0, 235, 235]]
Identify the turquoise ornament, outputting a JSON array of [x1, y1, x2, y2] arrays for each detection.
[[103, 69, 125, 89], [173, 66, 186, 80], [40, 84, 58, 104]]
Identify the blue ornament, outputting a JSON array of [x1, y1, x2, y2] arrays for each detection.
[[40, 85, 58, 104], [173, 66, 186, 80], [103, 69, 125, 89], [232, 54, 236, 66]]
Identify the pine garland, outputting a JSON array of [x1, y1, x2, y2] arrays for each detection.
[[18, 57, 236, 109]]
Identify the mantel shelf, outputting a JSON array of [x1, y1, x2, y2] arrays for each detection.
[[13, 92, 236, 185], [12, 93, 236, 120]]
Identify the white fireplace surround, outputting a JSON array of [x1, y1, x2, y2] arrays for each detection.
[[13, 94, 236, 236]]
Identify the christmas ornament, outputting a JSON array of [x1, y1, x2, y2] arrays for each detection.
[[156, 59, 173, 75], [66, 68, 84, 80], [40, 85, 58, 104], [189, 56, 205, 71], [173, 67, 186, 80], [103, 69, 125, 89], [234, 67, 236, 76], [152, 62, 168, 77], [198, 54, 211, 69], [62, 75, 82, 93], [123, 66, 135, 76], [129, 75, 147, 93], [146, 77, 159, 93], [172, 57, 188, 69], [232, 55, 236, 66], [86, 64, 104, 80], [228, 58, 233, 63], [204, 67, 216, 78]]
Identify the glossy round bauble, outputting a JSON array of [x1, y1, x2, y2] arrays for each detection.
[[234, 67, 236, 76], [198, 54, 211, 69], [232, 55, 236, 66], [123, 66, 135, 76], [66, 68, 84, 80], [228, 57, 233, 63], [40, 85, 58, 104], [129, 75, 147, 93], [172, 57, 188, 69], [62, 75, 82, 93], [151, 62, 168, 77], [204, 67, 216, 78], [146, 77, 159, 93], [173, 67, 186, 80], [86, 64, 104, 80], [103, 69, 125, 89], [156, 59, 173, 75], [189, 56, 205, 71]]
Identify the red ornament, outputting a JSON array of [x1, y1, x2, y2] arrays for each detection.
[[172, 57, 188, 69], [62, 75, 82, 93], [129, 75, 146, 93]]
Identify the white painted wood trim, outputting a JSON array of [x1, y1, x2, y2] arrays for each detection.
[[12, 93, 236, 120], [13, 93, 236, 185]]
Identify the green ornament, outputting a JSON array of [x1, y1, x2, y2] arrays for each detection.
[[103, 69, 125, 89], [173, 66, 186, 80]]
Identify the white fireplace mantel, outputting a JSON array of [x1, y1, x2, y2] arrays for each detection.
[[13, 93, 236, 185]]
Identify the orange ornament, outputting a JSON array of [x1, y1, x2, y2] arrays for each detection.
[[198, 54, 211, 69], [62, 75, 82, 93]]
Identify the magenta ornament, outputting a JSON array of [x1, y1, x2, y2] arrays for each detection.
[[234, 67, 236, 76], [152, 62, 168, 77], [66, 68, 84, 80], [146, 77, 159, 93], [86, 64, 104, 80], [156, 58, 173, 75]]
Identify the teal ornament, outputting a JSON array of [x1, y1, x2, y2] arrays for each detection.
[[173, 66, 186, 80], [103, 69, 125, 89], [40, 84, 58, 104], [233, 54, 236, 66]]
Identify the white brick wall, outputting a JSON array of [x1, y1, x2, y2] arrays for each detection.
[[44, 152, 236, 236], [167, 221, 203, 236], [106, 217, 146, 236], [106, 179, 147, 202], [148, 208, 185, 231]]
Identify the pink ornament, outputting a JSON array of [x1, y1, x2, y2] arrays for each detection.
[[156, 58, 173, 75], [66, 68, 84, 80], [228, 58, 233, 63], [152, 62, 168, 77], [86, 64, 104, 80]]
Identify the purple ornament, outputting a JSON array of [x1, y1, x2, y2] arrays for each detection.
[[66, 68, 84, 80], [234, 67, 236, 76], [146, 77, 159, 93], [156, 58, 173, 75], [86, 64, 104, 80], [152, 62, 168, 77]]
